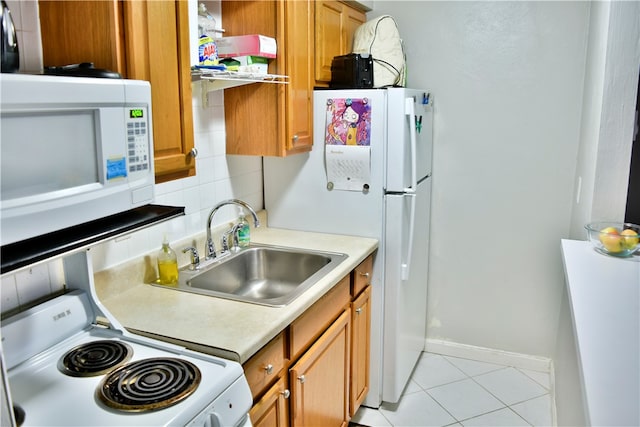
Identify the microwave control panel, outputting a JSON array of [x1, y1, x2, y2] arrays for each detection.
[[126, 108, 150, 175]]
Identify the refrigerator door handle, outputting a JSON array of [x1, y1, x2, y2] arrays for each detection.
[[404, 97, 418, 192], [402, 191, 417, 281]]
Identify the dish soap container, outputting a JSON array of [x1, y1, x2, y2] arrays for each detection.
[[157, 235, 178, 286], [237, 210, 251, 248], [197, 3, 219, 65]]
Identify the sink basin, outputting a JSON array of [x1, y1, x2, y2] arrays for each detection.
[[170, 245, 347, 307]]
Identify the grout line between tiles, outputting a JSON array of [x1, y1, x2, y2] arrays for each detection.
[[455, 406, 533, 427], [356, 352, 555, 427], [515, 366, 552, 390]]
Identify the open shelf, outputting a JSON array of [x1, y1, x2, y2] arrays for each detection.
[[192, 68, 289, 106]]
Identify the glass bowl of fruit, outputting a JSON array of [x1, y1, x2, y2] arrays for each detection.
[[584, 222, 640, 257]]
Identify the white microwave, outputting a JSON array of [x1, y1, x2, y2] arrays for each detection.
[[0, 74, 155, 246]]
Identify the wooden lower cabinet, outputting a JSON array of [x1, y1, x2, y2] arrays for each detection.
[[350, 285, 371, 416], [349, 255, 373, 416], [250, 376, 290, 427], [289, 309, 351, 427], [245, 254, 374, 427]]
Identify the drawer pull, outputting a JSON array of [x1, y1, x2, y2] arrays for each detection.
[[356, 307, 363, 314], [264, 364, 274, 375], [281, 389, 291, 399], [298, 375, 306, 384]]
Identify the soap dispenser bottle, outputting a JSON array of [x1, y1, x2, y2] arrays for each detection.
[[237, 210, 251, 248], [157, 235, 178, 286]]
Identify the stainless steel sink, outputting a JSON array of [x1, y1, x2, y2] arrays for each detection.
[[168, 245, 347, 307]]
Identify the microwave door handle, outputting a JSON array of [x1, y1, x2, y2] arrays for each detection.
[[404, 97, 418, 192], [401, 191, 416, 281]]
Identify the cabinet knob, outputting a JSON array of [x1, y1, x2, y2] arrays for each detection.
[[281, 389, 291, 399], [358, 271, 370, 278], [298, 375, 306, 384], [188, 147, 199, 158], [356, 307, 363, 314], [264, 364, 274, 375], [292, 134, 299, 143]]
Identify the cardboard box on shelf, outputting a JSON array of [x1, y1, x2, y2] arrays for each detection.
[[236, 56, 269, 74], [220, 56, 269, 74], [216, 35, 277, 59]]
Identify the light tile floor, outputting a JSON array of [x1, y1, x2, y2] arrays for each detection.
[[351, 352, 554, 427]]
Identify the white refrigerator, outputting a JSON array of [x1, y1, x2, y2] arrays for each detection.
[[264, 88, 433, 406]]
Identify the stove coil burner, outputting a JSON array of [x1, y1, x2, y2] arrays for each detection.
[[59, 340, 133, 377], [97, 357, 202, 412]]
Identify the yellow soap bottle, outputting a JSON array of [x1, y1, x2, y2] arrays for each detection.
[[157, 235, 178, 286]]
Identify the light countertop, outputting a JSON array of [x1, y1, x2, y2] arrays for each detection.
[[96, 225, 378, 364], [560, 239, 639, 426]]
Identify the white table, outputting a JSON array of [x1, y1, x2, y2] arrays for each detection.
[[561, 239, 639, 426]]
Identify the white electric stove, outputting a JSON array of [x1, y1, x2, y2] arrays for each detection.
[[1, 251, 252, 427]]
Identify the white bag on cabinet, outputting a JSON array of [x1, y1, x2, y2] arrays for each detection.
[[352, 15, 406, 87]]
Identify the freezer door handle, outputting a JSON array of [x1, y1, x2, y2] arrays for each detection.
[[404, 97, 418, 193], [402, 191, 417, 281]]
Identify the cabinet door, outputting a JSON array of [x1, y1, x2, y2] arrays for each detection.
[[39, 0, 196, 183], [350, 285, 371, 416], [351, 255, 373, 297], [314, 1, 366, 87], [250, 376, 290, 427], [38, 0, 126, 74], [280, 0, 314, 155], [290, 309, 350, 427], [222, 0, 312, 156], [124, 0, 195, 182], [243, 332, 288, 400], [343, 4, 366, 53], [315, 1, 345, 85]]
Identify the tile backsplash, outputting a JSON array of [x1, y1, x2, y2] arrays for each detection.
[[1, 262, 65, 316], [5, 0, 42, 73]]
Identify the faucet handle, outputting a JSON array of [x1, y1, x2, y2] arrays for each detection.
[[222, 228, 234, 252], [205, 238, 216, 260], [182, 246, 200, 269]]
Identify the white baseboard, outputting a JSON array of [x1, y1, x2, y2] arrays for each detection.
[[425, 338, 552, 373]]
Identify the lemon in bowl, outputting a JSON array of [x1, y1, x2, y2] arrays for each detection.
[[585, 222, 640, 257]]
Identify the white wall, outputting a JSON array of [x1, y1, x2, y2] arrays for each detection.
[[370, 1, 590, 358], [556, 2, 640, 424], [569, 1, 640, 238]]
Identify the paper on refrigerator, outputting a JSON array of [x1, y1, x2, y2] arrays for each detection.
[[323, 97, 372, 192]]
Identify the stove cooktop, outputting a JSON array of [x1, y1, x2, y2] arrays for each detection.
[[2, 290, 251, 426]]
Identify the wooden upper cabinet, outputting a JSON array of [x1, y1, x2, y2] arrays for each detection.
[[222, 0, 313, 156], [124, 1, 195, 182], [38, 0, 195, 183], [314, 1, 366, 87], [39, 1, 126, 74]]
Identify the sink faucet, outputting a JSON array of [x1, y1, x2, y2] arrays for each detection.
[[205, 199, 260, 259]]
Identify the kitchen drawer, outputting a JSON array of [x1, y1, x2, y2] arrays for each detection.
[[352, 255, 373, 297], [289, 275, 350, 360], [243, 331, 288, 400]]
